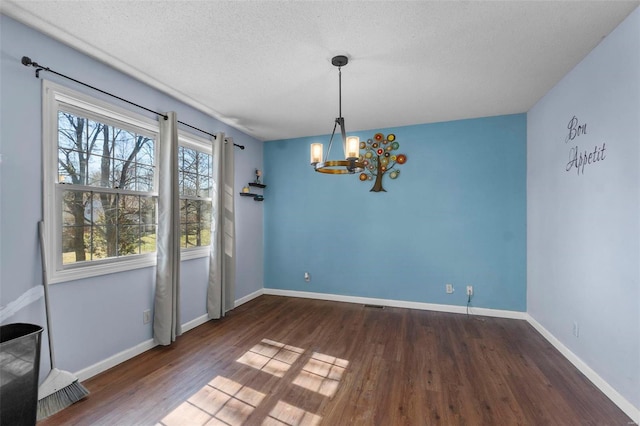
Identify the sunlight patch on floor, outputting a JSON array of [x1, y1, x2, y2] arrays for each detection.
[[158, 339, 344, 425], [292, 352, 349, 397], [263, 400, 323, 426], [157, 376, 265, 426], [236, 338, 305, 378]]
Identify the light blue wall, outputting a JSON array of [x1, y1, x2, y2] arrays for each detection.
[[0, 15, 264, 377], [527, 6, 640, 412], [264, 114, 526, 311]]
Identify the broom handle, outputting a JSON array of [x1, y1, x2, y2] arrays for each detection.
[[38, 221, 56, 369]]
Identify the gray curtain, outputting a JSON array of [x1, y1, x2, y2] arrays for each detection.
[[207, 133, 236, 319], [153, 112, 181, 345]]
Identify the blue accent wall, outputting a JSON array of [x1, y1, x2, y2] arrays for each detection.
[[264, 114, 526, 311]]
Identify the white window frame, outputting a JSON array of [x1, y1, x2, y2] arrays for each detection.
[[178, 131, 213, 261], [42, 80, 160, 283]]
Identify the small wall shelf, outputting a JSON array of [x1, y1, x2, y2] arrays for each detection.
[[240, 182, 266, 201]]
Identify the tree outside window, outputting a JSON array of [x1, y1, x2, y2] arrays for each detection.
[[57, 111, 156, 264], [178, 145, 213, 249]]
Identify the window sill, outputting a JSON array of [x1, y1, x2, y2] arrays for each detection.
[[49, 248, 211, 284], [49, 255, 157, 284]]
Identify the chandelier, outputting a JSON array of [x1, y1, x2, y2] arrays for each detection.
[[310, 55, 365, 174]]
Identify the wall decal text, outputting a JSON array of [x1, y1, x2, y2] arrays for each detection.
[[563, 116, 606, 175]]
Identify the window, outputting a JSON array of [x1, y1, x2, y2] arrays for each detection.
[[178, 134, 213, 260], [43, 81, 159, 283]]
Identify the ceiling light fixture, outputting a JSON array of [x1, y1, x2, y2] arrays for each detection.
[[310, 55, 365, 174]]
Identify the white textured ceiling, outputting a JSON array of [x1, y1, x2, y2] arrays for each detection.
[[2, 1, 639, 141]]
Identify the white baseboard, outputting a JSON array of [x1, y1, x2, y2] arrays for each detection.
[[526, 315, 639, 424], [74, 291, 264, 382], [75, 314, 208, 382], [234, 289, 264, 307], [182, 314, 209, 333], [75, 338, 157, 382], [262, 288, 526, 320]]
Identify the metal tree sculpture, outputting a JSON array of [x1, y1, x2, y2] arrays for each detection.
[[358, 133, 407, 192]]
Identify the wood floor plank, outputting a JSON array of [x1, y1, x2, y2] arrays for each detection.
[[38, 295, 632, 425]]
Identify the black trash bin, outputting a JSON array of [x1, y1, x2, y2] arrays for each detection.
[[0, 323, 43, 426]]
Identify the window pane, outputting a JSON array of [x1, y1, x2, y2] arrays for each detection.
[[180, 223, 202, 248], [181, 147, 197, 174], [180, 224, 188, 248], [93, 193, 116, 227], [120, 195, 140, 225], [136, 166, 154, 192], [178, 141, 212, 252], [62, 225, 90, 264], [111, 159, 126, 189], [114, 131, 136, 161], [178, 146, 186, 168], [178, 145, 212, 199], [86, 154, 107, 187], [62, 190, 89, 226], [141, 225, 156, 254], [200, 202, 212, 224], [182, 172, 197, 196], [197, 154, 211, 182], [140, 196, 156, 225], [58, 149, 81, 184], [62, 190, 156, 263], [179, 199, 186, 223], [199, 226, 211, 246], [137, 143, 154, 166], [184, 200, 200, 224], [119, 225, 141, 256], [58, 111, 155, 192], [91, 225, 111, 260], [179, 199, 211, 248], [58, 112, 81, 150], [198, 174, 212, 198]]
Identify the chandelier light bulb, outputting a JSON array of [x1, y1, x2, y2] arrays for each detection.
[[310, 143, 323, 164], [345, 136, 360, 160]]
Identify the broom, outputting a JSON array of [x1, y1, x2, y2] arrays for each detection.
[[37, 221, 89, 419]]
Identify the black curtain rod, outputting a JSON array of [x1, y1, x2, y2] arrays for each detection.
[[21, 56, 245, 150]]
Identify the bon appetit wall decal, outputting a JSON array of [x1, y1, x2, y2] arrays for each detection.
[[564, 116, 607, 175]]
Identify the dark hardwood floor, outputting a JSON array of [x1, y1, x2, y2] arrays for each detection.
[[39, 295, 632, 425]]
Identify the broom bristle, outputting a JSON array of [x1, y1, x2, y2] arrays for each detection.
[[37, 380, 89, 420]]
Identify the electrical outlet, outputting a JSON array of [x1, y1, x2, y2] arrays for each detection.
[[304, 272, 311, 283], [143, 309, 151, 324], [446, 284, 454, 294], [573, 321, 579, 337], [466, 286, 473, 296]]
